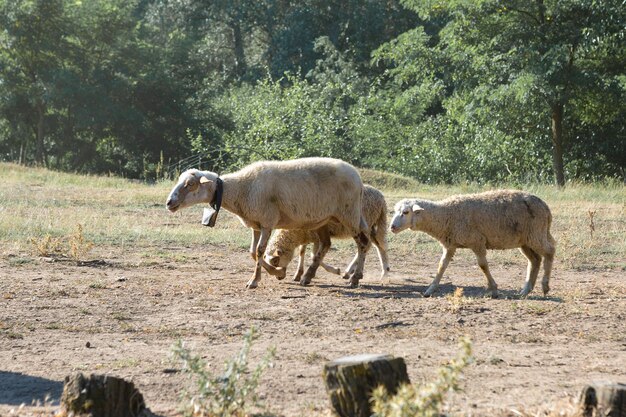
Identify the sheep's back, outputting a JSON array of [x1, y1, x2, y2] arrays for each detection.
[[237, 158, 363, 229], [443, 190, 551, 249]]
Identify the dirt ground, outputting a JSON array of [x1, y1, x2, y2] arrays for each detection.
[[1, 243, 625, 417]]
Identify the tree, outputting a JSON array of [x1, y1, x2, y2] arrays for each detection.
[[401, 0, 625, 185], [0, 0, 72, 166]]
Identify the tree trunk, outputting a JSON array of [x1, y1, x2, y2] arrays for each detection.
[[579, 382, 626, 417], [232, 19, 247, 79], [61, 372, 147, 417], [323, 354, 410, 417], [551, 102, 565, 187], [35, 100, 46, 167]]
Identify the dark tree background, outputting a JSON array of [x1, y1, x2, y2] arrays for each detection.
[[1, 0, 623, 184]]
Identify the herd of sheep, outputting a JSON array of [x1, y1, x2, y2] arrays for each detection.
[[165, 157, 556, 297]]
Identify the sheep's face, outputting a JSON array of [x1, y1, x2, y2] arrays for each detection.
[[166, 170, 216, 212], [390, 199, 424, 233], [264, 247, 295, 270]]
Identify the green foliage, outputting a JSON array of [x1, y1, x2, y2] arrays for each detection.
[[0, 0, 623, 183], [172, 327, 275, 417], [371, 337, 473, 417]]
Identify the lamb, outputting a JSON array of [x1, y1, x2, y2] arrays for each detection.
[[264, 184, 390, 285], [165, 157, 371, 289], [389, 189, 556, 298]]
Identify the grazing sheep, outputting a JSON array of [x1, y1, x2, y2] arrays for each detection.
[[165, 158, 370, 289], [264, 185, 390, 285], [390, 190, 556, 298]]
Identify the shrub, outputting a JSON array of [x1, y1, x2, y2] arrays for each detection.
[[371, 337, 473, 417], [172, 327, 275, 417]]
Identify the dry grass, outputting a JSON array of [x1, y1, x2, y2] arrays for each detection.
[[1, 162, 624, 273]]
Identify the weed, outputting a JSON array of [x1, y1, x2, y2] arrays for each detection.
[[111, 312, 132, 321], [7, 257, 34, 266], [446, 287, 468, 313], [3, 331, 24, 339], [30, 234, 65, 257], [88, 281, 107, 290], [68, 224, 94, 261], [29, 224, 94, 262], [172, 326, 275, 417], [303, 352, 328, 365], [371, 337, 473, 417], [587, 209, 596, 240]]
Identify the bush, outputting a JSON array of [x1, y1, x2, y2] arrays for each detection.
[[371, 337, 473, 417], [172, 327, 275, 417]]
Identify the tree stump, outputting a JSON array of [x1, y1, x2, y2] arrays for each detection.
[[61, 373, 146, 417], [323, 353, 410, 417], [579, 382, 626, 417]]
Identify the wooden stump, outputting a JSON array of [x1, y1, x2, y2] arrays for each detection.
[[61, 373, 146, 417], [323, 353, 410, 417], [579, 382, 626, 417]]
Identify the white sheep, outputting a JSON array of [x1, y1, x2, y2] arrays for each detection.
[[264, 184, 390, 285], [165, 157, 370, 289], [390, 189, 556, 298]]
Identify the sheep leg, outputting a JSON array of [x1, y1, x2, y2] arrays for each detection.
[[247, 228, 285, 288], [473, 248, 498, 298], [249, 230, 260, 261], [342, 237, 371, 280], [300, 228, 331, 286], [371, 228, 390, 284], [321, 261, 342, 276], [541, 249, 554, 296], [347, 230, 369, 288], [246, 228, 271, 289], [519, 246, 541, 298], [342, 254, 359, 280], [537, 233, 556, 295], [292, 244, 308, 282], [424, 247, 455, 297]]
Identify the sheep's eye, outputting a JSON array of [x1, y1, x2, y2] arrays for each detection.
[[402, 209, 410, 215]]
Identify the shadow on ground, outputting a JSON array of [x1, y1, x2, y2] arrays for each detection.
[[0, 371, 62, 406]]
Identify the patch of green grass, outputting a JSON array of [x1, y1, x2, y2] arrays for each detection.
[[7, 257, 34, 266], [3, 331, 24, 339], [112, 358, 140, 369], [88, 281, 107, 290], [111, 312, 132, 321]]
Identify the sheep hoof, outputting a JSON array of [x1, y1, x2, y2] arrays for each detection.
[[519, 289, 530, 298], [542, 284, 550, 296], [245, 279, 258, 289], [299, 278, 311, 286], [486, 290, 498, 299], [423, 287, 435, 297], [293, 273, 302, 282], [348, 273, 362, 288], [341, 273, 350, 280]]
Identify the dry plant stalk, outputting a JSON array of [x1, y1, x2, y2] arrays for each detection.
[[30, 234, 65, 257], [446, 287, 466, 313], [587, 210, 596, 240], [30, 224, 94, 262], [68, 224, 94, 261]]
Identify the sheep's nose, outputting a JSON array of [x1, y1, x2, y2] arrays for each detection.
[[166, 198, 172, 207]]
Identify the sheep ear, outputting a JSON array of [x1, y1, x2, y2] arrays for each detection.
[[199, 177, 212, 184], [412, 204, 424, 212]]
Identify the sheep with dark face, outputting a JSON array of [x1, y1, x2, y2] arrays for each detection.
[[165, 157, 370, 289], [390, 190, 556, 298], [264, 184, 390, 285]]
